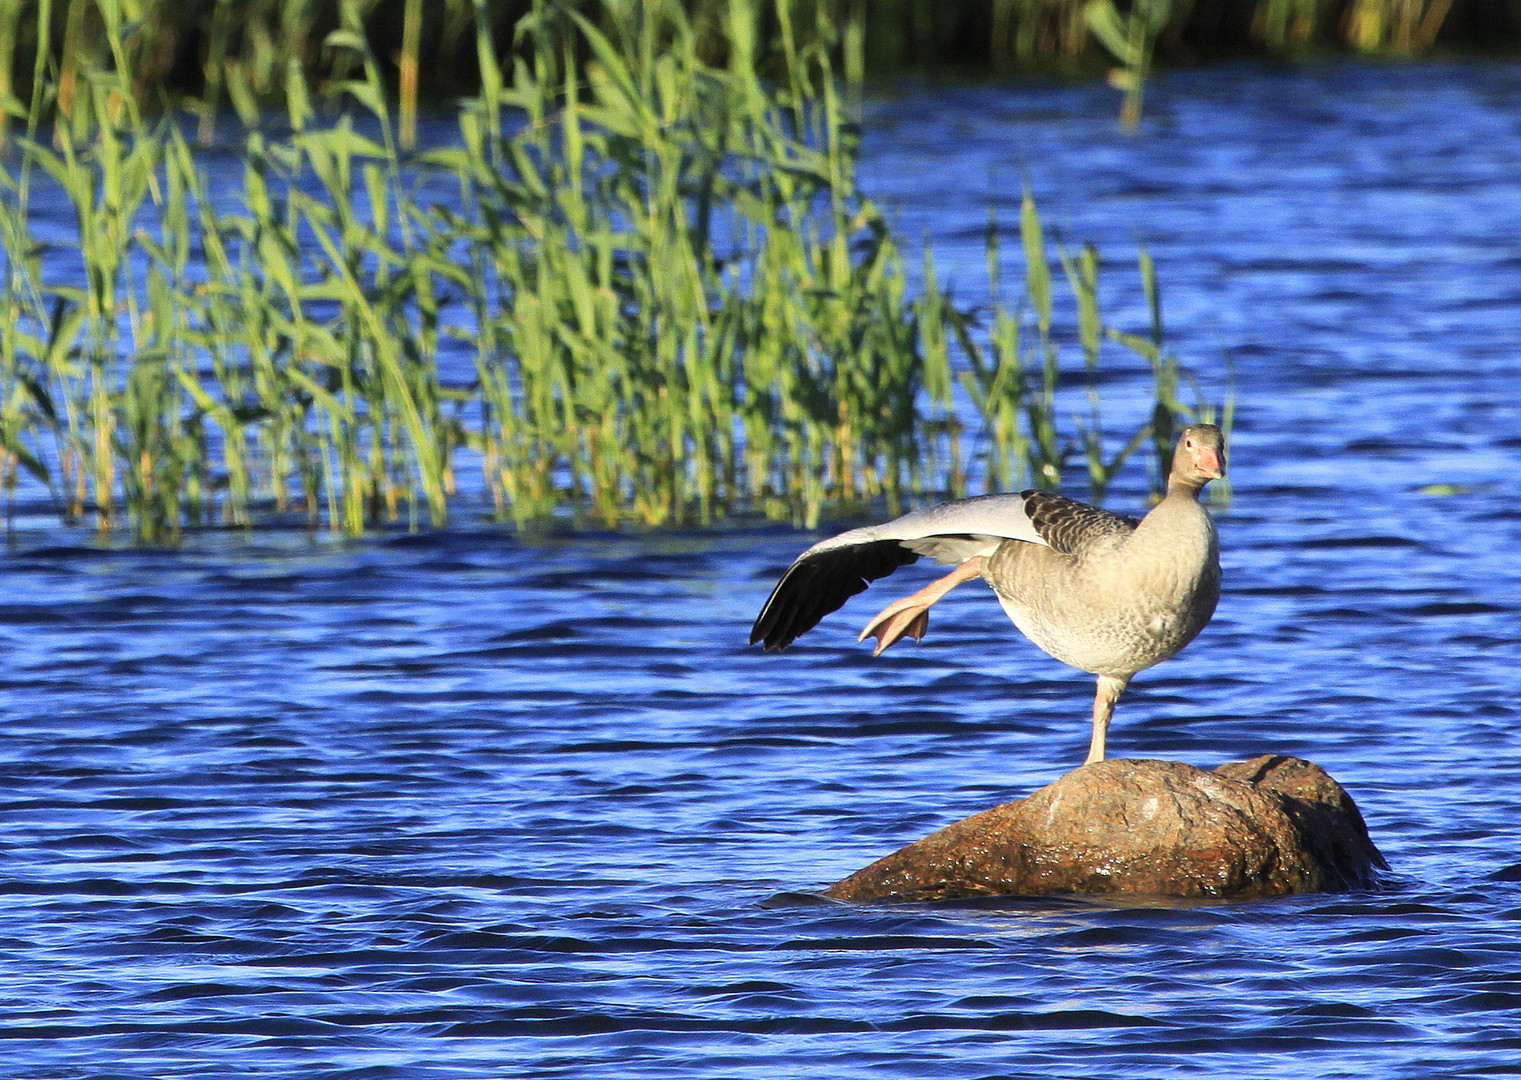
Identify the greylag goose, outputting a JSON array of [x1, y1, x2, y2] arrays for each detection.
[[750, 424, 1225, 764]]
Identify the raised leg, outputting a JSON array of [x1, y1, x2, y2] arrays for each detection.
[[857, 556, 986, 657], [1085, 673, 1131, 764]]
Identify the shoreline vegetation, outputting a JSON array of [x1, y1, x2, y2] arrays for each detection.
[[0, 1, 1247, 543], [0, 0, 1494, 147]]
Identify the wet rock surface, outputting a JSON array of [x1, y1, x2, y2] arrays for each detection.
[[825, 755, 1387, 902]]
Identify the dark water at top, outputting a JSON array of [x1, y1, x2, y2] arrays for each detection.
[[4, 63, 1521, 1078]]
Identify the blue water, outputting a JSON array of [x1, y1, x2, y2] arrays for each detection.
[[3, 62, 1521, 1077]]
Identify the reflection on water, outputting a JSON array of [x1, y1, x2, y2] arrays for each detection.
[[2, 61, 1521, 1078]]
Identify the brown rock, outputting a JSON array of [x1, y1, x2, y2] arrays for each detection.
[[824, 755, 1386, 902]]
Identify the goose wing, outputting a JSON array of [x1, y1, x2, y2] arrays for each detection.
[[1020, 489, 1139, 555], [749, 492, 1051, 651]]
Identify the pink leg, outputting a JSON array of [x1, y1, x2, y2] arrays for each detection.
[[1084, 674, 1130, 764], [857, 557, 986, 657]]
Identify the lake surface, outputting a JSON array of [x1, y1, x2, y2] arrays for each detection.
[[3, 61, 1521, 1078]]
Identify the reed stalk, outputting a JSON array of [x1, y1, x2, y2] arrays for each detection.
[[0, 0, 1483, 143], [0, 0, 1230, 541]]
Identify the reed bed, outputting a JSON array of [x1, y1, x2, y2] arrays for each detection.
[[0, 0, 1227, 542], [0, 0, 1489, 150]]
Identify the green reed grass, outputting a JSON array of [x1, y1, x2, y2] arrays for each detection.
[[0, 0, 1480, 150], [0, 0, 1230, 543]]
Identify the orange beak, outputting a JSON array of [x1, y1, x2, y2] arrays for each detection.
[[1197, 448, 1224, 479]]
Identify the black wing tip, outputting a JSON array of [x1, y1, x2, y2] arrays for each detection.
[[748, 539, 919, 654], [747, 626, 786, 651], [747, 634, 793, 652], [749, 610, 799, 651]]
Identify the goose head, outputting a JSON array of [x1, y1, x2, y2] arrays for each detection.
[[1169, 424, 1226, 494]]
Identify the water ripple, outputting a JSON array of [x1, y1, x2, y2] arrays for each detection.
[[2, 59, 1521, 1080]]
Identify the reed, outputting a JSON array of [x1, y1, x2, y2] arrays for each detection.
[[0, 0, 1484, 137], [0, 0, 1229, 543]]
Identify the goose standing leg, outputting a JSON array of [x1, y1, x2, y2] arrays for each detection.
[[857, 557, 987, 656], [1087, 674, 1131, 765]]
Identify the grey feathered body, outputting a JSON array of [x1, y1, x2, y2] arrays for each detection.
[[984, 493, 1219, 678]]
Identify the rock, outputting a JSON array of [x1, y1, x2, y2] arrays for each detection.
[[824, 755, 1386, 902]]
